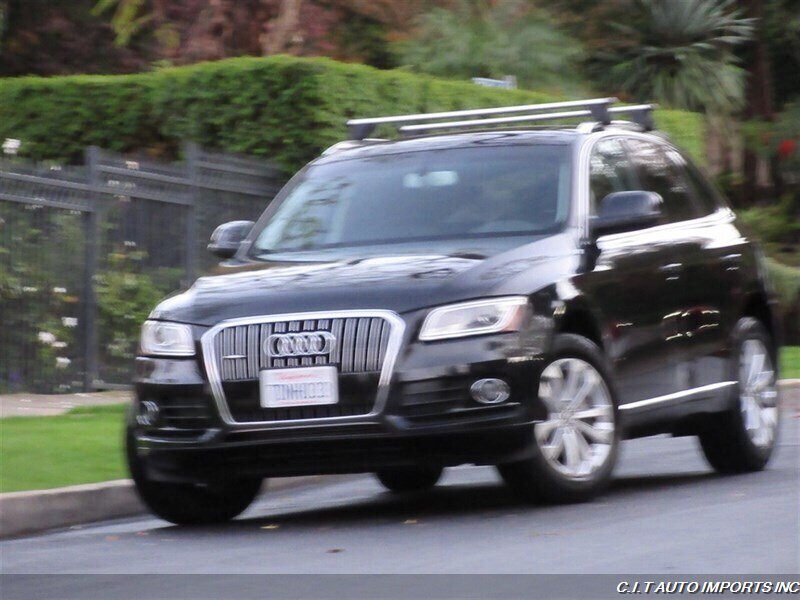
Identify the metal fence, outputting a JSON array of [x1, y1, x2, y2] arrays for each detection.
[[0, 144, 285, 393]]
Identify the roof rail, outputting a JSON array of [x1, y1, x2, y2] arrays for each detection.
[[321, 138, 387, 156], [346, 98, 655, 139]]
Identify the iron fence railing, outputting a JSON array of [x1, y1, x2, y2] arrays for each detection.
[[0, 144, 285, 393]]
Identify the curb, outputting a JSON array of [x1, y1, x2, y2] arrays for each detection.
[[0, 476, 323, 540]]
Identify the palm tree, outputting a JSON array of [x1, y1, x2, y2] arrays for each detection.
[[398, 0, 586, 94], [601, 0, 755, 115]]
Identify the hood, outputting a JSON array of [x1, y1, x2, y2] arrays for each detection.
[[150, 234, 579, 326]]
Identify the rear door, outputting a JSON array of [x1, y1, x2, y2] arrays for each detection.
[[624, 138, 730, 398], [669, 149, 740, 391]]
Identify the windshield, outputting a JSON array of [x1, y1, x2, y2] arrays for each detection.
[[252, 144, 572, 257]]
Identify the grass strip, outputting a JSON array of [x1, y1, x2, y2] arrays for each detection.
[[0, 404, 127, 493]]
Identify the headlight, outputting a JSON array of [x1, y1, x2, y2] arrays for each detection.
[[140, 321, 195, 356], [419, 297, 528, 341]]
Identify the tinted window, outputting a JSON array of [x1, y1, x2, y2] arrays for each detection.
[[625, 139, 701, 224], [252, 145, 572, 255], [589, 138, 639, 215], [681, 158, 722, 216]]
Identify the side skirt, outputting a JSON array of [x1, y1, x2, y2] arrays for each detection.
[[618, 381, 736, 439]]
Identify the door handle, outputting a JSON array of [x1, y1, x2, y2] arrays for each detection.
[[659, 262, 683, 281]]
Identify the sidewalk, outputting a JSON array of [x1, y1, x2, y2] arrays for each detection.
[[782, 380, 800, 407], [0, 390, 132, 418]]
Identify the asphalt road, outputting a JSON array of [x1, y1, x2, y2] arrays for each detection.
[[3, 413, 798, 581]]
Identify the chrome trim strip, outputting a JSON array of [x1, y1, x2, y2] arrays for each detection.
[[200, 310, 406, 430], [619, 381, 735, 411]]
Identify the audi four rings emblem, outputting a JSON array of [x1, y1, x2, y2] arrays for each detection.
[[266, 331, 336, 357]]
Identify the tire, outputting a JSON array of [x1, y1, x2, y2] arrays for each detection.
[[498, 334, 620, 504], [126, 427, 262, 525], [375, 466, 443, 493], [698, 317, 780, 473]]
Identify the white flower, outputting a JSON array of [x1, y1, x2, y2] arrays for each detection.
[[52, 287, 67, 294], [62, 317, 78, 327], [38, 332, 57, 345], [52, 341, 67, 349], [23, 286, 38, 293], [56, 357, 71, 368]]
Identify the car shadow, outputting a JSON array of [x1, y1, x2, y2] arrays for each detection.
[[610, 471, 718, 493], [155, 468, 731, 535]]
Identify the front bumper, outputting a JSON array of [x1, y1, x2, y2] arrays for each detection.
[[137, 424, 537, 483], [132, 329, 550, 482]]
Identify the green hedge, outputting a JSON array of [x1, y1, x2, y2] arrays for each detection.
[[0, 55, 705, 172]]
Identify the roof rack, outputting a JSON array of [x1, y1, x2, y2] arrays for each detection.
[[346, 98, 654, 139]]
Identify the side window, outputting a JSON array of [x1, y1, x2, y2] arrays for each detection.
[[588, 138, 639, 215], [681, 158, 723, 216], [625, 139, 701, 224]]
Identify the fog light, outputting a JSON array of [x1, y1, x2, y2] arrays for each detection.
[[470, 378, 510, 405], [136, 400, 160, 427]]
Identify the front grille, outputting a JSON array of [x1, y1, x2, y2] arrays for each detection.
[[214, 317, 391, 381], [207, 314, 396, 424]]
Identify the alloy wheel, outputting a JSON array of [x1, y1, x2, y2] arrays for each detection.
[[739, 339, 779, 449], [535, 358, 615, 480]]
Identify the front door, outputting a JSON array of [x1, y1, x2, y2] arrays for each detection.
[[582, 137, 686, 407]]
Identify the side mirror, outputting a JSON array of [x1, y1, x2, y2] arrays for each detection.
[[208, 220, 254, 260], [591, 191, 662, 237]]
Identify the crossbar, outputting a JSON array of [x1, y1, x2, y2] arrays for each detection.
[[347, 97, 617, 140], [398, 109, 595, 134]]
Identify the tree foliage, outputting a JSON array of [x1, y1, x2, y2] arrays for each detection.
[[0, 0, 150, 76], [397, 0, 586, 94], [92, 0, 151, 47], [760, 0, 800, 105], [596, 0, 754, 114]]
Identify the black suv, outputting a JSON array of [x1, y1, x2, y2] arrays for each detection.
[[129, 98, 781, 525]]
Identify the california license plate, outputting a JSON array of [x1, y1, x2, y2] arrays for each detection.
[[259, 366, 339, 408]]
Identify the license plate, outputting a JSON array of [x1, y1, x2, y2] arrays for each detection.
[[259, 366, 339, 408]]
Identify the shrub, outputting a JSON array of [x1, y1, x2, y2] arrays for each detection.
[[0, 74, 159, 164], [765, 257, 800, 345], [0, 206, 84, 393], [0, 56, 706, 172], [0, 205, 175, 392], [737, 197, 800, 244], [95, 250, 174, 384]]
